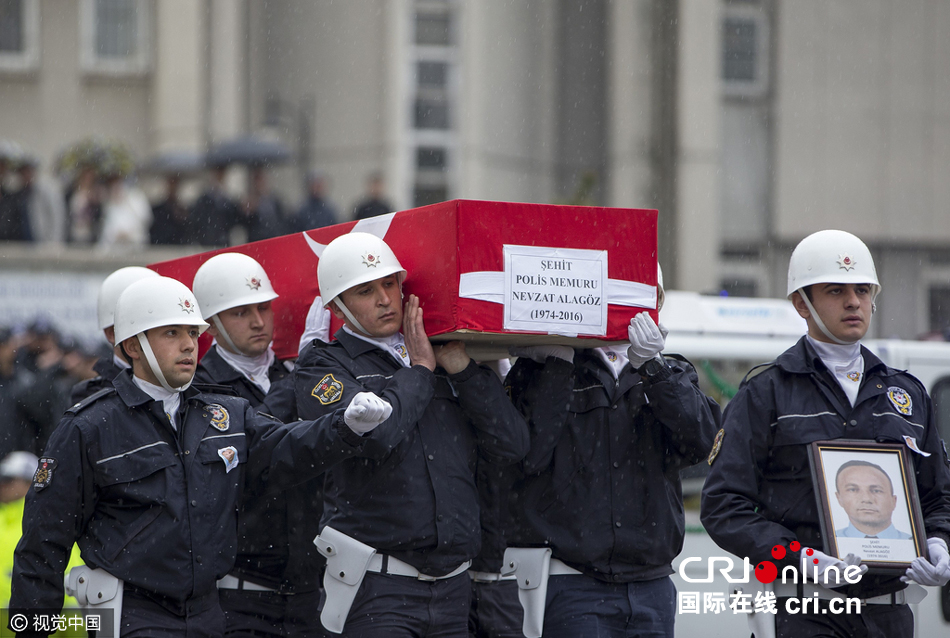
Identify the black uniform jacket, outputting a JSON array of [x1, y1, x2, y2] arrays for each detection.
[[701, 337, 950, 598], [194, 345, 296, 423], [11, 370, 365, 613], [69, 356, 124, 405], [195, 345, 320, 592], [295, 330, 529, 577], [506, 351, 720, 583]]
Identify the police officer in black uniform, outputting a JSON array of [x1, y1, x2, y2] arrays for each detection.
[[294, 232, 529, 637], [192, 252, 324, 637], [70, 266, 159, 404], [503, 285, 720, 638], [11, 276, 393, 637], [702, 230, 950, 637]]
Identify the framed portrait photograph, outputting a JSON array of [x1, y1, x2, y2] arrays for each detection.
[[808, 440, 928, 574]]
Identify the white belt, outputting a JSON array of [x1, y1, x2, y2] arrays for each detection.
[[217, 574, 277, 592], [469, 570, 518, 583], [772, 582, 927, 605], [548, 558, 583, 576], [366, 554, 472, 582]]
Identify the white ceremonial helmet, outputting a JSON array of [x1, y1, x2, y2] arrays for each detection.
[[657, 263, 666, 312], [317, 232, 406, 334], [98, 266, 160, 331], [192, 253, 278, 353], [786, 230, 881, 344], [114, 277, 209, 392], [192, 253, 278, 319]]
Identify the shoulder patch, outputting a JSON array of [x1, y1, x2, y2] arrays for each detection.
[[205, 404, 231, 431], [32, 457, 57, 491], [66, 387, 116, 415], [312, 374, 344, 405], [886, 386, 913, 416], [707, 428, 725, 465]]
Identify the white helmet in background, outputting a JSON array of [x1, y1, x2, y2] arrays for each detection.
[[317, 232, 406, 334], [0, 451, 38, 482], [787, 230, 880, 344], [193, 253, 278, 353], [192, 253, 278, 319], [98, 266, 160, 331], [114, 277, 208, 392], [656, 263, 666, 312]]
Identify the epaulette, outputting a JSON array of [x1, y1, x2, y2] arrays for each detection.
[[741, 362, 776, 385], [65, 387, 116, 414], [192, 382, 239, 397]]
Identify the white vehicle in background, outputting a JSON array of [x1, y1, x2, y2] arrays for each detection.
[[664, 291, 950, 637]]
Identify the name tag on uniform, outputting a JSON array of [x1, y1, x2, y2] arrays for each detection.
[[902, 436, 930, 457], [218, 446, 239, 473]]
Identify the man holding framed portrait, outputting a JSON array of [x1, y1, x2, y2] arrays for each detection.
[[701, 230, 950, 637]]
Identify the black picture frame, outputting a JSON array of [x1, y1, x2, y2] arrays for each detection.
[[808, 439, 928, 574]]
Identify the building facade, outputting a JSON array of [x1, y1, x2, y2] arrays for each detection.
[[1, 0, 948, 338]]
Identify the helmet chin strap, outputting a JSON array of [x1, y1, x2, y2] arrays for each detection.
[[333, 299, 370, 336], [211, 315, 241, 355], [331, 285, 405, 338], [136, 333, 193, 393], [798, 290, 860, 346]]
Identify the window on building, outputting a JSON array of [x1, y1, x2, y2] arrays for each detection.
[[414, 0, 451, 46], [929, 286, 950, 335], [722, 4, 768, 98], [0, 0, 38, 71], [719, 278, 758, 298], [81, 0, 149, 75], [410, 0, 456, 207], [416, 147, 446, 170]]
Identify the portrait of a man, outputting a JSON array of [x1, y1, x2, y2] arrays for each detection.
[[834, 460, 912, 540]]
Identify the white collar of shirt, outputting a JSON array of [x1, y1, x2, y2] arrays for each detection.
[[132, 375, 181, 430], [342, 325, 411, 368], [213, 342, 275, 394], [593, 345, 629, 380], [113, 353, 131, 370], [807, 335, 864, 407]]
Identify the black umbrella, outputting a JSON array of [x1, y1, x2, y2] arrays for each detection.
[[206, 135, 292, 167], [140, 150, 206, 176]]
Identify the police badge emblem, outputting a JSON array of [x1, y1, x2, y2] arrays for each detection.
[[707, 429, 725, 466], [887, 386, 913, 416], [207, 404, 230, 431], [33, 457, 57, 491], [837, 254, 856, 271], [606, 351, 618, 363], [312, 374, 344, 405], [179, 297, 196, 313], [246, 276, 262, 290], [846, 371, 861, 382]]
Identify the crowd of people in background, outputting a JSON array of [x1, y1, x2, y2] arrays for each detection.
[[0, 321, 102, 461], [0, 141, 393, 249]]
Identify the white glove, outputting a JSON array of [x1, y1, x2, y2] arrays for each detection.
[[902, 537, 950, 586], [298, 294, 333, 353], [801, 548, 867, 588], [626, 312, 666, 369], [508, 345, 574, 364], [343, 392, 393, 435]]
